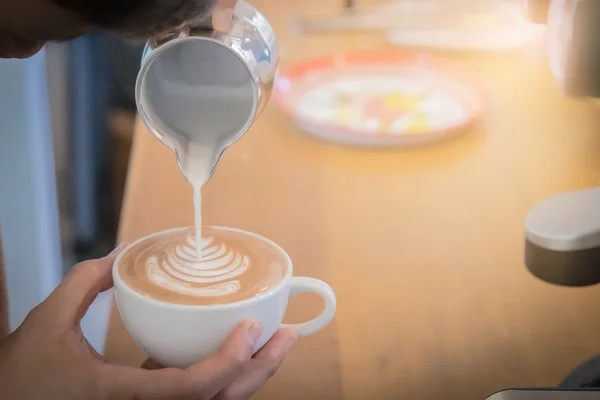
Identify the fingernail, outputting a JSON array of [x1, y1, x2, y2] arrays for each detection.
[[212, 8, 234, 32], [247, 320, 263, 345], [106, 243, 128, 259]]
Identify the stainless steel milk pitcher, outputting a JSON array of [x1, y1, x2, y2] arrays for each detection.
[[135, 0, 278, 180]]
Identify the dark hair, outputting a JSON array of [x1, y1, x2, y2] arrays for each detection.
[[53, 0, 216, 35]]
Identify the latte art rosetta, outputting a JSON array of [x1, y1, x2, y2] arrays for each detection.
[[147, 235, 250, 297], [118, 227, 286, 305]]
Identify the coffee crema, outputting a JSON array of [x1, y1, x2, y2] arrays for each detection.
[[118, 227, 286, 305]]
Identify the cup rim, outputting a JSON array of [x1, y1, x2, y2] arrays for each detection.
[[113, 226, 293, 310], [135, 36, 259, 152]]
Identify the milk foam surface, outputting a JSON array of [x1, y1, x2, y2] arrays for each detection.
[[118, 227, 286, 305]]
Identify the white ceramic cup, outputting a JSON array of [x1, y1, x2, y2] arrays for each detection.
[[113, 226, 337, 369]]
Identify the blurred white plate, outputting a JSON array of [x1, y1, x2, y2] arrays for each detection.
[[274, 51, 485, 147]]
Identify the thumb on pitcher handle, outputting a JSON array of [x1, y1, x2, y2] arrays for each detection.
[[281, 277, 337, 336]]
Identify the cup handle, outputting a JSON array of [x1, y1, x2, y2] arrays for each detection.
[[280, 277, 337, 337]]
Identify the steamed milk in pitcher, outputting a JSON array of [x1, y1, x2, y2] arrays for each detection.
[[135, 1, 278, 252]]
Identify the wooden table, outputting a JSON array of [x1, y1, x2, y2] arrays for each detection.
[[105, 1, 600, 398]]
